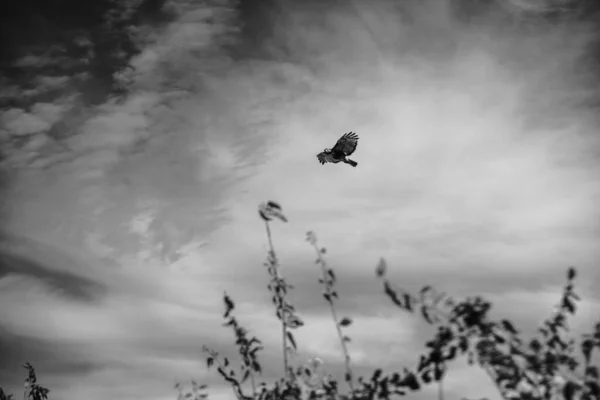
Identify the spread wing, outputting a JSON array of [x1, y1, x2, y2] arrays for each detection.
[[331, 132, 359, 156], [316, 152, 340, 165]]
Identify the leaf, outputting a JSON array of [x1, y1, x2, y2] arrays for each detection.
[[493, 332, 506, 344], [445, 346, 457, 361], [587, 366, 599, 379], [421, 370, 431, 383], [404, 372, 421, 391], [241, 369, 251, 383], [420, 286, 432, 298], [421, 307, 434, 324], [417, 355, 429, 372], [287, 331, 297, 351], [581, 338, 594, 364], [563, 381, 579, 400], [563, 297, 576, 314], [529, 339, 542, 352], [570, 291, 581, 300], [339, 317, 353, 327], [258, 208, 270, 221], [434, 363, 446, 381], [250, 346, 262, 358], [206, 357, 214, 368], [375, 257, 387, 277], [383, 281, 403, 307], [266, 201, 282, 211], [501, 319, 518, 335], [248, 337, 261, 346], [327, 268, 336, 283], [567, 266, 577, 281], [345, 372, 353, 382], [288, 316, 304, 328], [403, 293, 413, 311], [223, 293, 235, 318], [458, 336, 469, 353], [586, 381, 600, 399], [343, 335, 351, 343], [222, 319, 235, 327], [252, 361, 262, 374], [371, 368, 383, 382]]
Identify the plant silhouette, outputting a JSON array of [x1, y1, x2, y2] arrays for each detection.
[[175, 201, 600, 400]]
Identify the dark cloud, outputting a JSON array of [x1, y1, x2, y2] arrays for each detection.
[[0, 332, 101, 396], [0, 241, 107, 303]]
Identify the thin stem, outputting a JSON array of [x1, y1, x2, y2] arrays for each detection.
[[328, 290, 354, 392], [265, 220, 289, 381], [265, 220, 274, 256], [437, 378, 444, 400], [311, 241, 355, 393]]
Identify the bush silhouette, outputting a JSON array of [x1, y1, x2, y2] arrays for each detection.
[[177, 201, 600, 400]]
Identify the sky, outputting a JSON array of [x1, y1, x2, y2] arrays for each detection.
[[1, 0, 600, 399]]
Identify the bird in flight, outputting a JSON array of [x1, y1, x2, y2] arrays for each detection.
[[316, 132, 359, 167]]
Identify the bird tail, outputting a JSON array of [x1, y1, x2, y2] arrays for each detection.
[[346, 159, 358, 167]]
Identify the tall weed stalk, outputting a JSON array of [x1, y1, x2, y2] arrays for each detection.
[[306, 231, 355, 394]]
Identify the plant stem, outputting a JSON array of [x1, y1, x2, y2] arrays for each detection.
[[265, 220, 289, 381], [329, 290, 354, 392], [265, 220, 274, 258], [311, 241, 355, 393]]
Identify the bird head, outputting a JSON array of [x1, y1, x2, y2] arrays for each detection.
[[324, 148, 332, 153]]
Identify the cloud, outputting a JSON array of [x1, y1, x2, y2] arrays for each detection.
[[0, 109, 51, 136], [0, 235, 233, 398], [1, 0, 600, 399], [0, 254, 105, 303]]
